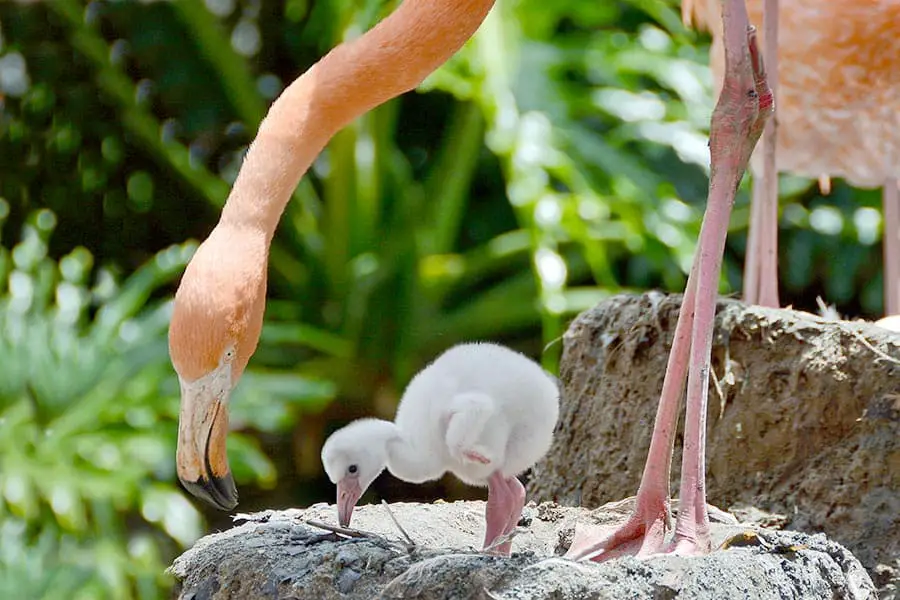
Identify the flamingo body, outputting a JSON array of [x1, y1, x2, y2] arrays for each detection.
[[684, 0, 900, 313], [685, 0, 900, 187]]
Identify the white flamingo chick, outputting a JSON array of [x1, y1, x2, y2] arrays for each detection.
[[320, 341, 560, 556]]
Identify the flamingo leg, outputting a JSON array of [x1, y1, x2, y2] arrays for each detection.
[[498, 476, 525, 556], [743, 182, 763, 303], [566, 266, 698, 560], [566, 0, 774, 561], [884, 178, 900, 315], [483, 472, 525, 556], [744, 0, 780, 308]]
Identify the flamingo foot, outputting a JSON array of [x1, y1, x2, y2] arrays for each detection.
[[667, 537, 710, 557], [565, 497, 670, 561]]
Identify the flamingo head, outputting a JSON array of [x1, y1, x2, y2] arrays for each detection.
[[168, 225, 268, 510]]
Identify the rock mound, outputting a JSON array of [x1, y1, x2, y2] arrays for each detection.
[[170, 500, 875, 599]]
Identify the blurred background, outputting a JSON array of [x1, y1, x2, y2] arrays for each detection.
[[0, 0, 890, 598]]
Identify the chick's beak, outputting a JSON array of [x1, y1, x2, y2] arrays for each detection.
[[176, 380, 238, 511], [337, 478, 363, 527]]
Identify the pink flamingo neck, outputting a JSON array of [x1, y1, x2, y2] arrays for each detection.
[[219, 0, 497, 238]]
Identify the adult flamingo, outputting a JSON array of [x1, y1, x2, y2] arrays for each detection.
[[167, 0, 497, 510], [682, 0, 900, 315], [168, 0, 776, 564]]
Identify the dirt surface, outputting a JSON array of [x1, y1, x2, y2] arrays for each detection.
[[170, 500, 875, 599], [528, 292, 900, 599]]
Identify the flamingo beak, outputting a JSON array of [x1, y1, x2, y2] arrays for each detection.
[[176, 374, 239, 511], [337, 478, 363, 527]]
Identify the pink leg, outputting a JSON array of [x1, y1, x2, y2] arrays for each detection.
[[483, 472, 525, 556], [743, 0, 780, 309], [745, 177, 780, 306], [566, 0, 774, 561], [670, 2, 774, 556], [566, 267, 698, 560], [503, 477, 526, 548], [743, 182, 763, 303], [756, 0, 780, 308], [884, 179, 900, 315]]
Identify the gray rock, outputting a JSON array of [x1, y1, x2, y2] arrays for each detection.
[[170, 500, 876, 599], [528, 292, 900, 599]]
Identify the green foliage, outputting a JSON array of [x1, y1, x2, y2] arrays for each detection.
[[0, 204, 285, 598], [435, 0, 720, 364]]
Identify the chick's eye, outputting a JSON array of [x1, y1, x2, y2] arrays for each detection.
[[348, 464, 358, 475]]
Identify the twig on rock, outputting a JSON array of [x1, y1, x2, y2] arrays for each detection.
[[711, 366, 726, 420], [305, 518, 410, 553], [815, 296, 842, 321], [482, 527, 524, 554], [840, 325, 900, 366], [304, 520, 371, 539], [381, 500, 416, 550]]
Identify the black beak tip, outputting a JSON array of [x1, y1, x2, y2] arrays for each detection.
[[180, 472, 239, 511]]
